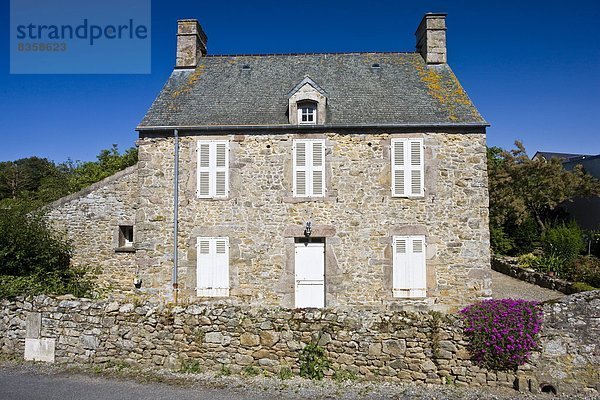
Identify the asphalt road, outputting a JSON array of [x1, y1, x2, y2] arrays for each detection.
[[0, 368, 247, 400]]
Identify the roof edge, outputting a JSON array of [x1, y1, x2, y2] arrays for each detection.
[[137, 122, 489, 132]]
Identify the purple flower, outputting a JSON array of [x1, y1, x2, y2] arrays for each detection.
[[459, 299, 543, 371]]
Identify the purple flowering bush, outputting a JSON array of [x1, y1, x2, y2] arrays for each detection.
[[459, 299, 543, 371]]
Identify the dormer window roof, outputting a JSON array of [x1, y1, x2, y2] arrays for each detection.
[[288, 76, 327, 125]]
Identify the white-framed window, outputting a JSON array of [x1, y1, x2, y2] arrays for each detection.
[[196, 237, 230, 297], [118, 225, 134, 248], [392, 235, 426, 298], [197, 140, 229, 198], [391, 138, 424, 197], [293, 139, 325, 197], [298, 102, 317, 125]]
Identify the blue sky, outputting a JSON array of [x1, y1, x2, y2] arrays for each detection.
[[1, 0, 599, 163]]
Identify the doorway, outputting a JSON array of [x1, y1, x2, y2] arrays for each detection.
[[294, 238, 325, 308]]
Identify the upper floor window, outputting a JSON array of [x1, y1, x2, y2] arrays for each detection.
[[293, 139, 325, 197], [298, 102, 317, 125], [391, 138, 424, 197], [197, 140, 229, 198]]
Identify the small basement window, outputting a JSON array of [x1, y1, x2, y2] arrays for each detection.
[[119, 225, 134, 248], [298, 102, 317, 125]]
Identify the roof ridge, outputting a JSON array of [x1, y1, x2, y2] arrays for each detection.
[[204, 51, 418, 58]]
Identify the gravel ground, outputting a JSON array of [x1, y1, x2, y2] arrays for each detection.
[[1, 360, 597, 400], [491, 270, 564, 302]]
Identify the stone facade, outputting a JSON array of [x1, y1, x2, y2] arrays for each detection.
[[1, 292, 598, 395], [47, 165, 138, 291], [46, 14, 492, 310], [135, 131, 490, 310]]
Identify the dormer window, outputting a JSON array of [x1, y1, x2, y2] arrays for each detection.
[[298, 102, 317, 125], [287, 76, 327, 125]]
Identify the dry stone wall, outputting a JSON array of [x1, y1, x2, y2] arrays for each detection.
[[1, 292, 599, 395], [136, 131, 491, 310]]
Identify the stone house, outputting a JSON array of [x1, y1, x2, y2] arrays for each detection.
[[49, 13, 491, 311]]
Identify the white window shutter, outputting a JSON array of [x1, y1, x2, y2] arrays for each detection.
[[293, 139, 325, 198], [197, 141, 229, 198], [392, 237, 409, 297], [197, 237, 230, 297], [391, 140, 406, 196], [213, 238, 230, 296], [311, 141, 325, 196], [197, 142, 211, 198], [197, 237, 212, 296], [409, 140, 424, 196], [391, 139, 424, 197], [409, 237, 426, 297], [392, 235, 426, 298], [214, 142, 229, 197], [293, 141, 308, 197]]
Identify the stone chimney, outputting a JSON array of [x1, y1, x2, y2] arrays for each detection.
[[176, 19, 207, 68], [415, 13, 447, 65]]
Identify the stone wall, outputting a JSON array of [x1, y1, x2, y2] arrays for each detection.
[[1, 292, 598, 395], [136, 131, 491, 310], [0, 295, 513, 388], [521, 291, 600, 394], [491, 257, 577, 295], [47, 165, 139, 291]]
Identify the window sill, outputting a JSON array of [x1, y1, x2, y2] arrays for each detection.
[[391, 195, 425, 200], [114, 247, 136, 253], [196, 197, 230, 201], [283, 195, 337, 203]]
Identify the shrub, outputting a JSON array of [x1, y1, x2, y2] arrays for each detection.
[[242, 365, 261, 377], [511, 218, 540, 255], [0, 205, 71, 277], [534, 253, 566, 276], [571, 282, 597, 292], [332, 369, 357, 382], [460, 299, 543, 371], [0, 205, 95, 299], [218, 365, 231, 376], [565, 256, 600, 288], [517, 253, 539, 269], [542, 223, 585, 264], [490, 225, 514, 255], [278, 366, 293, 380], [299, 343, 330, 380], [179, 359, 202, 374]]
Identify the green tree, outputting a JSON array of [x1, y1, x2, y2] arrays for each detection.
[[66, 144, 138, 192], [488, 142, 600, 254], [0, 145, 137, 208], [0, 157, 66, 203]]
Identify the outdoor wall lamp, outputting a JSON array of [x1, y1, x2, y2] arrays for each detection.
[[304, 221, 312, 237], [133, 277, 142, 289]]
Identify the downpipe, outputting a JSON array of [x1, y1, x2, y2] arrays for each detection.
[[172, 129, 179, 303]]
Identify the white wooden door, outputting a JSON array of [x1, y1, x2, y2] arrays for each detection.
[[294, 242, 325, 308]]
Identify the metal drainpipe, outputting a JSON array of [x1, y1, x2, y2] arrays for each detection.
[[172, 129, 179, 304]]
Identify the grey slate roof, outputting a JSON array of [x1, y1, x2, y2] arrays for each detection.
[[533, 152, 591, 162], [138, 52, 486, 130]]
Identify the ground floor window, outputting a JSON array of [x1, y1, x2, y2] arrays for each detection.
[[392, 235, 426, 298], [118, 225, 134, 248], [196, 237, 229, 297]]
